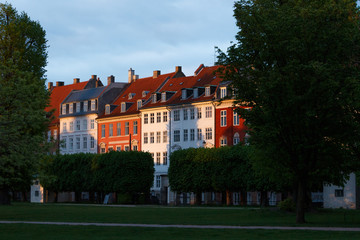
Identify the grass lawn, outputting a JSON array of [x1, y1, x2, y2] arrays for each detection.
[[0, 203, 360, 239]]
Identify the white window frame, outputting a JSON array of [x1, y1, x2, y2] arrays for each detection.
[[233, 111, 240, 126], [220, 87, 227, 98], [220, 110, 227, 127], [83, 101, 88, 112], [205, 128, 212, 140], [205, 106, 212, 118], [133, 121, 138, 135], [91, 100, 96, 111], [174, 130, 180, 142], [174, 110, 180, 121], [144, 132, 148, 144], [163, 111, 168, 122]]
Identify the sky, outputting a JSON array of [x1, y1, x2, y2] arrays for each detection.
[[8, 0, 237, 85]]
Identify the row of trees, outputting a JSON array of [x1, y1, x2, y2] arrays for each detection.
[[168, 144, 280, 206], [39, 151, 154, 203]]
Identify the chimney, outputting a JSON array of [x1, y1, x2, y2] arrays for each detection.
[[73, 78, 80, 84], [128, 68, 134, 83], [91, 75, 97, 80], [175, 66, 182, 73], [153, 70, 161, 78], [133, 75, 139, 82], [107, 75, 115, 85], [47, 82, 53, 89], [56, 81, 64, 87]]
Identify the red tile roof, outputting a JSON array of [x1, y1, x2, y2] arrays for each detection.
[[46, 81, 89, 125]]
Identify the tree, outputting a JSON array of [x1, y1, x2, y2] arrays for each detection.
[[217, 0, 360, 223], [0, 3, 48, 204]]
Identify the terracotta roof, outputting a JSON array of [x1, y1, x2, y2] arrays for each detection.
[[46, 81, 89, 125], [97, 71, 178, 119], [142, 65, 222, 109]]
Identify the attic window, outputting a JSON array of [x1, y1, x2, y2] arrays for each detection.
[[152, 94, 157, 103], [161, 92, 166, 102], [182, 89, 187, 100], [121, 102, 126, 113], [128, 93, 133, 99], [69, 103, 73, 114], [193, 88, 198, 98], [83, 101, 88, 112], [205, 87, 210, 96], [142, 91, 149, 97], [62, 104, 67, 115], [105, 104, 110, 115], [220, 87, 227, 98], [137, 100, 142, 110]]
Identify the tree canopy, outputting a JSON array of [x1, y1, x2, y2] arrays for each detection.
[[217, 0, 360, 223], [0, 3, 49, 204]]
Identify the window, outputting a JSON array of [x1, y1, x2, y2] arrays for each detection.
[[69, 103, 73, 114], [105, 105, 110, 115], [70, 121, 74, 131], [133, 145, 138, 151], [161, 92, 166, 102], [150, 132, 154, 143], [335, 189, 344, 197], [150, 113, 154, 123], [91, 100, 96, 111], [125, 122, 129, 135], [220, 87, 227, 98], [181, 89, 187, 100], [190, 129, 195, 141], [205, 87, 210, 96], [121, 102, 126, 112], [163, 131, 168, 143], [128, 93, 133, 99], [53, 129, 58, 140], [90, 136, 95, 149], [156, 131, 161, 143], [220, 110, 227, 127], [163, 152, 168, 165], [233, 111, 240, 126], [69, 137, 73, 150], [108, 146, 114, 152], [116, 146, 121, 151], [76, 102, 80, 112], [144, 133, 148, 144], [62, 104, 66, 115], [220, 137, 227, 146], [183, 129, 188, 141], [190, 108, 195, 119], [62, 137, 67, 150], [197, 107, 202, 119], [117, 122, 121, 136], [83, 101, 88, 112], [76, 136, 80, 150], [35, 191, 39, 197], [124, 146, 130, 151], [205, 128, 212, 140], [174, 130, 180, 142], [144, 114, 148, 124], [101, 147, 106, 153], [163, 111, 168, 122], [83, 136, 87, 149], [76, 120, 81, 131], [152, 94, 157, 103], [156, 175, 161, 188], [137, 100, 142, 110], [205, 106, 212, 118], [142, 91, 148, 97], [82, 120, 87, 130], [109, 124, 113, 137], [183, 109, 188, 120], [174, 110, 180, 121], [133, 121, 138, 135], [90, 119, 95, 129], [63, 122, 67, 133], [233, 133, 240, 145], [157, 112, 161, 123], [197, 128, 202, 140], [156, 152, 161, 165], [101, 125, 105, 137]]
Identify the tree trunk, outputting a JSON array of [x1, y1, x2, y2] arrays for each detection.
[[226, 190, 232, 206], [0, 188, 10, 205], [195, 192, 202, 205], [260, 191, 268, 207], [240, 190, 247, 206], [296, 181, 306, 224]]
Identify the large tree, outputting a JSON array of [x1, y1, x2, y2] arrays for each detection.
[[0, 3, 49, 204], [217, 0, 360, 223]]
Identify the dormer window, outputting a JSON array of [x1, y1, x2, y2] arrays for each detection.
[[69, 103, 73, 114], [193, 88, 198, 98], [137, 100, 142, 110], [121, 102, 126, 112], [161, 92, 166, 102], [91, 100, 96, 111], [220, 87, 227, 98], [83, 101, 88, 112], [105, 104, 110, 115], [76, 102, 80, 113], [142, 91, 149, 97], [152, 94, 157, 103], [128, 93, 135, 100], [205, 87, 210, 96], [62, 104, 67, 115], [181, 89, 187, 100]]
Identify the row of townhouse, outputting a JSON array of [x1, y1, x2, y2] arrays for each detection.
[[40, 63, 358, 208]]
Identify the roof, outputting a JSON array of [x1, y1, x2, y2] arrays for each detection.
[[45, 81, 89, 125], [142, 65, 222, 109], [63, 86, 107, 103], [97, 71, 178, 119]]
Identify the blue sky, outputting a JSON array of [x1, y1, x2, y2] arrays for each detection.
[[9, 0, 237, 85]]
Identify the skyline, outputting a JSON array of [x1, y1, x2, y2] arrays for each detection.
[[9, 0, 237, 85]]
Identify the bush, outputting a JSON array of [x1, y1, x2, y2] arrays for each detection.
[[278, 198, 295, 212]]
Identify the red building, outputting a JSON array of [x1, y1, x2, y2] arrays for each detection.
[[96, 67, 184, 153]]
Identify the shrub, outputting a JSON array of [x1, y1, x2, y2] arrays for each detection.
[[278, 198, 295, 212]]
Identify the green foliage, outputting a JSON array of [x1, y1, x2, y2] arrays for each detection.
[[217, 0, 360, 222], [0, 3, 49, 200], [278, 198, 296, 212]]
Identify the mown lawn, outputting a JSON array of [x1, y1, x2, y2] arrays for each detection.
[[0, 203, 360, 240]]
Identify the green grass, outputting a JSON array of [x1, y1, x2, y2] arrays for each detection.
[[1, 203, 360, 240]]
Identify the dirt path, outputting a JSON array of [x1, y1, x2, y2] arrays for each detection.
[[1, 221, 360, 232]]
